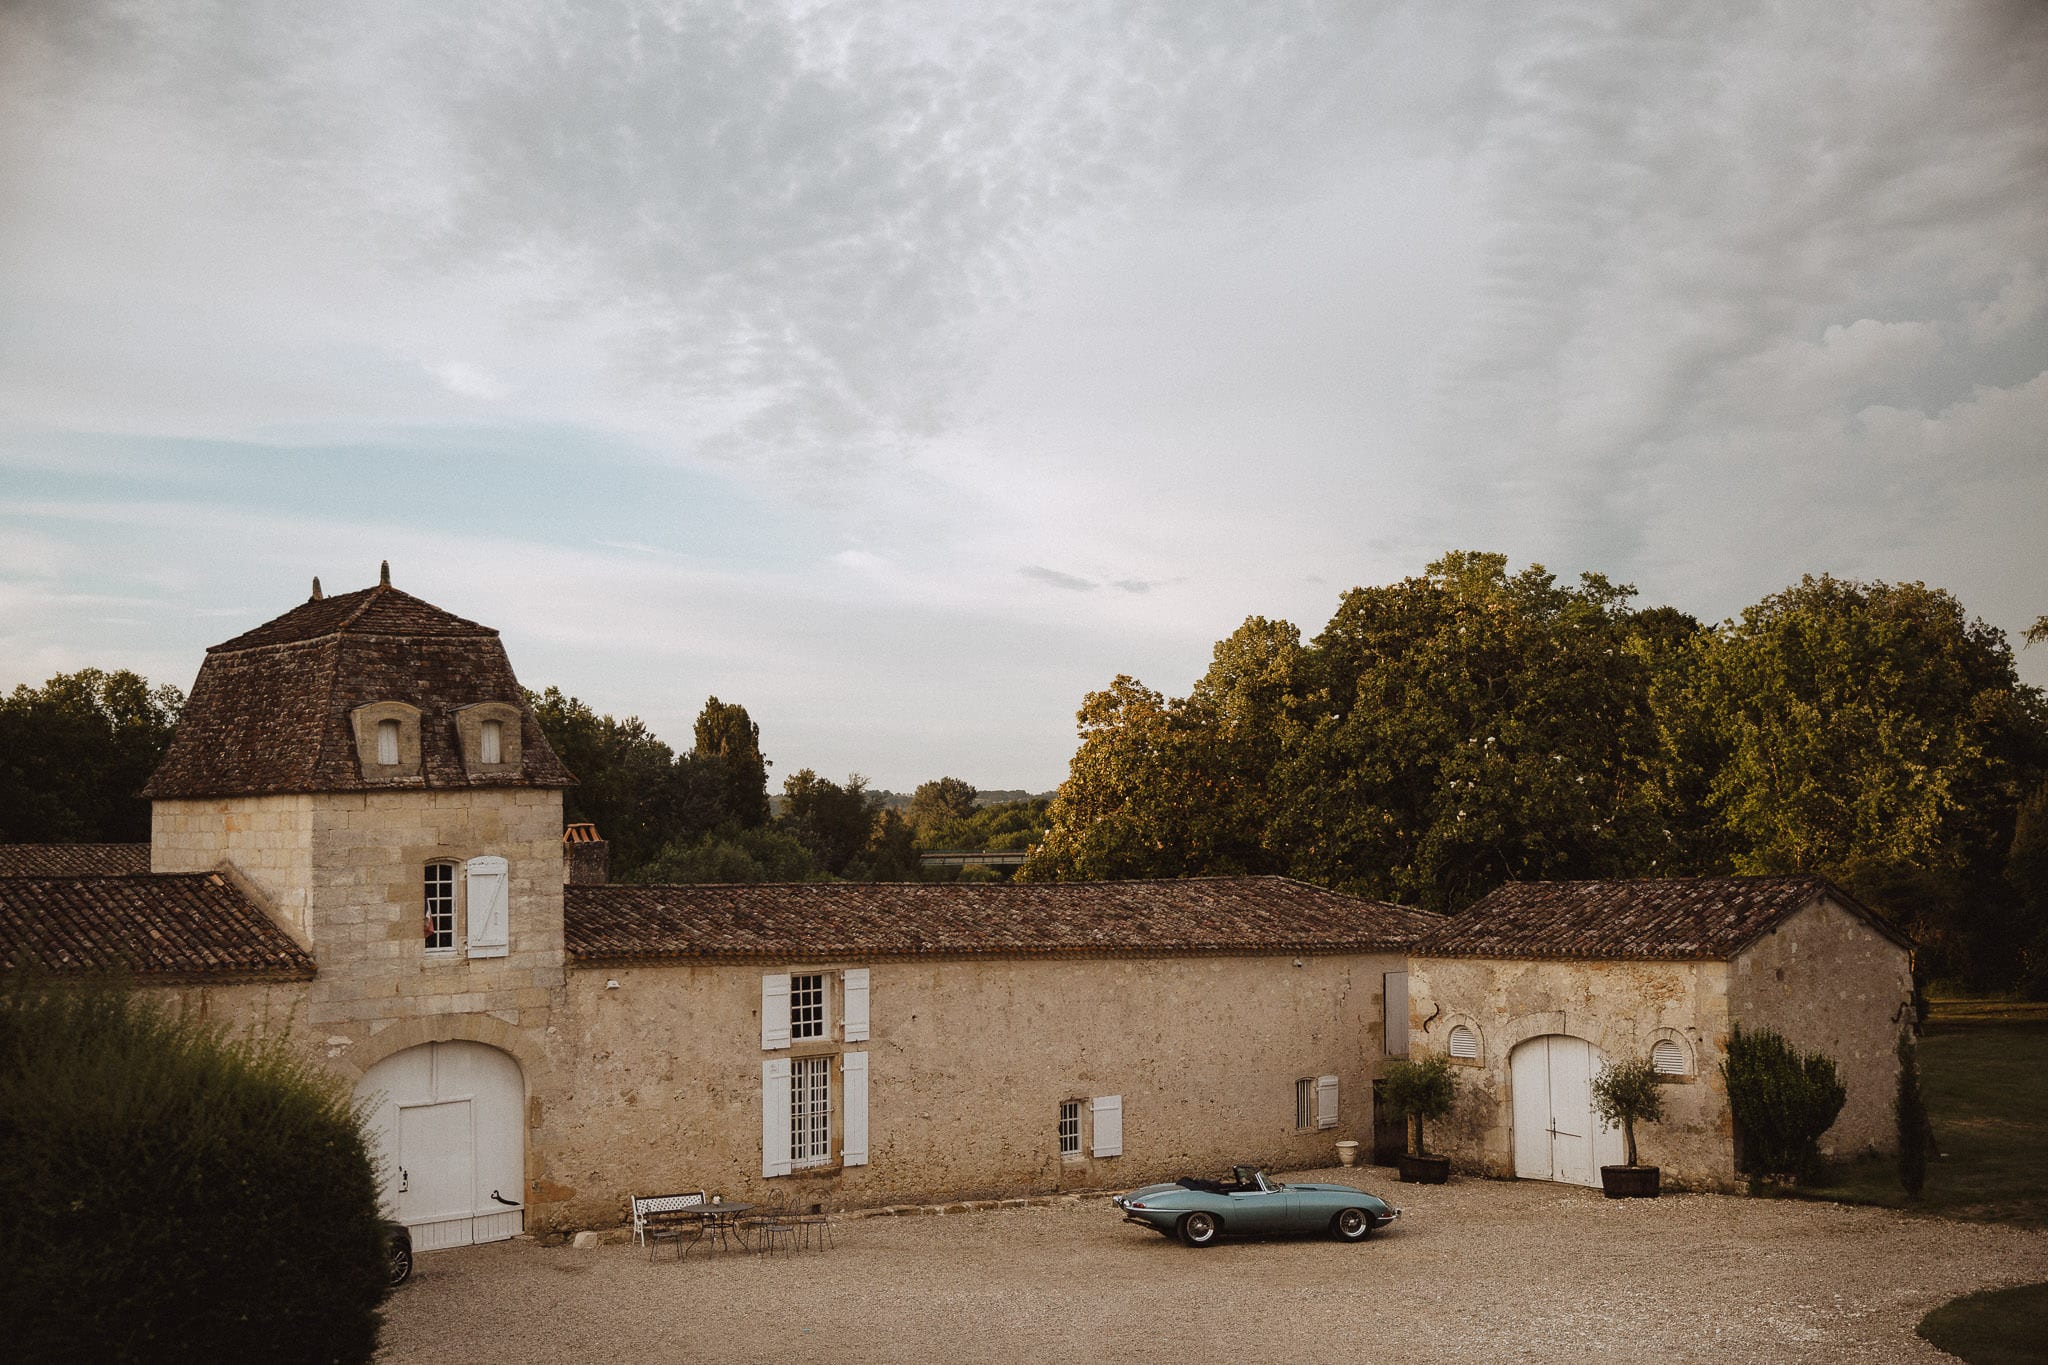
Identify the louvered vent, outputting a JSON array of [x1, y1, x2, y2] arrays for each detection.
[[1448, 1024, 1479, 1060], [1651, 1038, 1687, 1075]]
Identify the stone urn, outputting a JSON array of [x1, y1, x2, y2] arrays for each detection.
[[1334, 1139, 1360, 1167]]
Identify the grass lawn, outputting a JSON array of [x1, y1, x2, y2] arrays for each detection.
[[1915, 1281, 2048, 1364], [1795, 998, 2048, 1228]]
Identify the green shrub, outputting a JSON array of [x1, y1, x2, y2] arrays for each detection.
[[0, 980, 389, 1363], [1591, 1057, 1666, 1167], [1722, 1024, 1848, 1183], [1382, 1054, 1458, 1157], [1896, 1031, 1929, 1198]]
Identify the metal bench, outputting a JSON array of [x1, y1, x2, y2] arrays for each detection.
[[629, 1191, 706, 1261]]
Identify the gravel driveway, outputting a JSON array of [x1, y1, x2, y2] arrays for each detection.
[[377, 1167, 2048, 1363]]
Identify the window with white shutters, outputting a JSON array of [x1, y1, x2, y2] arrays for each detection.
[[1652, 1038, 1688, 1076], [761, 1058, 792, 1177], [790, 974, 826, 1041], [1448, 1025, 1480, 1061], [1059, 1100, 1081, 1156], [463, 856, 508, 958], [841, 1052, 869, 1167], [1089, 1094, 1122, 1158], [790, 1056, 832, 1168], [842, 968, 870, 1042], [423, 862, 456, 952]]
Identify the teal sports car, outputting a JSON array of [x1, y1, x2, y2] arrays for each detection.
[[1112, 1167, 1401, 1248]]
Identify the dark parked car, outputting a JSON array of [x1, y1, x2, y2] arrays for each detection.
[[1112, 1166, 1401, 1247], [384, 1222, 413, 1287]]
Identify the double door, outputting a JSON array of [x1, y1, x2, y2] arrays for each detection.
[[1510, 1035, 1624, 1187]]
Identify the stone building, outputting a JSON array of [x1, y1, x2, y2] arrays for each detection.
[[0, 572, 1434, 1247], [1406, 877, 1915, 1190], [0, 573, 1916, 1249]]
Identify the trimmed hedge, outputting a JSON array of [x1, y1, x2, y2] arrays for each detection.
[[0, 980, 389, 1363], [1722, 1023, 1847, 1183]]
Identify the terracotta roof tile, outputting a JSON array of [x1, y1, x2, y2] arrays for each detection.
[[142, 580, 574, 799], [1415, 875, 1909, 961], [566, 875, 1443, 963], [0, 844, 150, 876], [0, 872, 317, 982]]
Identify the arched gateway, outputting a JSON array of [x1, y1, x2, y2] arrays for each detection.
[[1509, 1034, 1625, 1187], [356, 1042, 526, 1250]]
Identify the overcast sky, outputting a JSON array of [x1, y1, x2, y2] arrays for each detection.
[[3, 1, 2045, 792]]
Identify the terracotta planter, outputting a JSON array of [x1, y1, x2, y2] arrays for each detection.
[[1600, 1165, 1661, 1199], [1397, 1154, 1450, 1184], [1334, 1140, 1360, 1167]]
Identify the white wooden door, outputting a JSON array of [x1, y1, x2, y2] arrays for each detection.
[[1510, 1035, 1626, 1187], [400, 1101, 476, 1250], [356, 1041, 525, 1250]]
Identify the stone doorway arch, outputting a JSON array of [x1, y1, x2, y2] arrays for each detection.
[[356, 1041, 526, 1250]]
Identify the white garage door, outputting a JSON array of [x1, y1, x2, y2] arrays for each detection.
[[1510, 1035, 1625, 1187], [356, 1042, 525, 1250]]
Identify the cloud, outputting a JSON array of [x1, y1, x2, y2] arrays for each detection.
[[1020, 565, 1097, 592]]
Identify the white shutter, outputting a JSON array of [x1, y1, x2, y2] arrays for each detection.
[[1449, 1025, 1480, 1060], [761, 973, 791, 1050], [1090, 1094, 1123, 1158], [1384, 971, 1409, 1056], [1652, 1038, 1687, 1075], [464, 856, 509, 958], [841, 1051, 869, 1167], [842, 968, 871, 1042], [1316, 1074, 1340, 1130], [762, 1058, 792, 1177]]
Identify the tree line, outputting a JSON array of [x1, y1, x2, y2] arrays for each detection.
[[1019, 553, 2048, 995]]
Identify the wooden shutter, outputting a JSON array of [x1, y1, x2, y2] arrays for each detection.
[[464, 856, 509, 958], [1384, 971, 1409, 1056], [761, 1058, 792, 1177], [841, 1051, 869, 1167], [1090, 1094, 1123, 1158], [1316, 1074, 1339, 1129], [761, 974, 791, 1050], [842, 968, 871, 1042]]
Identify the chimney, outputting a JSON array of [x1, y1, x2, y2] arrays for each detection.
[[562, 823, 609, 886]]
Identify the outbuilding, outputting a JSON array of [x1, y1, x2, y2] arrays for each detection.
[[1406, 877, 1915, 1190]]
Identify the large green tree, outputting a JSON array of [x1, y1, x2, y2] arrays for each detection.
[[908, 777, 978, 837], [0, 670, 183, 843], [691, 697, 771, 828], [779, 769, 884, 876], [527, 688, 725, 879]]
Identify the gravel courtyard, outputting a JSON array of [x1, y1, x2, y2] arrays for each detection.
[[378, 1168, 2048, 1364]]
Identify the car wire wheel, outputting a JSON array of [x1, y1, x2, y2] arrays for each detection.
[[1333, 1208, 1372, 1243], [1179, 1211, 1220, 1248]]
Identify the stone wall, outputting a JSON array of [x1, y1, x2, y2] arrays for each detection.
[[153, 795, 318, 941], [1729, 896, 1913, 1158], [536, 951, 1408, 1229], [1406, 955, 1738, 1188]]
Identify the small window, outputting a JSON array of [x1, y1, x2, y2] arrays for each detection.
[[423, 863, 455, 952], [480, 718, 503, 765], [1448, 1025, 1480, 1060], [1652, 1038, 1688, 1076], [377, 718, 400, 766], [790, 1055, 832, 1167], [1058, 1100, 1081, 1157], [1295, 1078, 1316, 1131], [791, 973, 826, 1041]]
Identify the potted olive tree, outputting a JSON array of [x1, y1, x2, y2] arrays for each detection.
[[1591, 1056, 1666, 1198], [1382, 1054, 1456, 1183]]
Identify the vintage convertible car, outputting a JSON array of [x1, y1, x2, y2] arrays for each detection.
[[1112, 1166, 1401, 1248]]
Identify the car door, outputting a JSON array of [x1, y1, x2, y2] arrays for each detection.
[[1223, 1176, 1295, 1234]]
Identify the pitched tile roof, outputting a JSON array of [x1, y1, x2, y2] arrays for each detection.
[[0, 844, 150, 877], [142, 578, 575, 799], [566, 876, 1444, 963], [0, 872, 317, 982], [1414, 875, 1910, 962]]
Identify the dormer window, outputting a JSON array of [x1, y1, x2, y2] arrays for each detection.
[[377, 718, 401, 766], [454, 702, 523, 775], [349, 701, 423, 780]]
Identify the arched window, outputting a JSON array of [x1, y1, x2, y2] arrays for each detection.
[[1448, 1024, 1480, 1060], [1651, 1038, 1688, 1076], [377, 718, 401, 766], [479, 718, 503, 766]]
